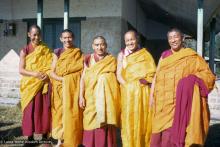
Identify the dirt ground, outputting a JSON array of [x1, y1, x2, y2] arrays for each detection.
[[0, 105, 219, 147]]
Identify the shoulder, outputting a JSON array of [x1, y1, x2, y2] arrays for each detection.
[[107, 53, 117, 61], [20, 44, 31, 55], [141, 48, 154, 58], [84, 54, 91, 67], [161, 49, 172, 59], [54, 48, 63, 54], [117, 50, 124, 58], [54, 48, 64, 57]]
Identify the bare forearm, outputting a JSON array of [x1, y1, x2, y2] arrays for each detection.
[[79, 80, 85, 98], [117, 52, 126, 85], [50, 71, 63, 81], [19, 68, 36, 77], [116, 73, 126, 85]]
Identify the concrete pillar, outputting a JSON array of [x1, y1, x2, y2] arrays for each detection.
[[197, 0, 204, 56], [209, 18, 216, 73], [37, 0, 43, 29], [64, 0, 69, 29]]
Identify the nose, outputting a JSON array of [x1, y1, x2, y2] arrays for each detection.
[[97, 45, 102, 49], [170, 38, 176, 43]]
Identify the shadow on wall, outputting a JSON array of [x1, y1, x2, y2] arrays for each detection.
[[144, 39, 169, 64]]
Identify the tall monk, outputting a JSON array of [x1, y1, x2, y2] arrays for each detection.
[[79, 36, 120, 147], [50, 29, 83, 147], [117, 30, 156, 147], [19, 25, 52, 141], [150, 28, 216, 147]]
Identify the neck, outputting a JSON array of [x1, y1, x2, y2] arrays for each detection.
[[31, 42, 39, 48], [64, 46, 73, 50], [171, 47, 182, 53], [128, 47, 139, 52], [95, 53, 107, 60]]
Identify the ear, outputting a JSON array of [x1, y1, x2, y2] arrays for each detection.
[[27, 32, 31, 38], [92, 43, 95, 50], [182, 35, 185, 42], [60, 37, 62, 42]]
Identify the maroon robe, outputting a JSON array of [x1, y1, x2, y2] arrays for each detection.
[[21, 43, 51, 136], [82, 53, 117, 147]]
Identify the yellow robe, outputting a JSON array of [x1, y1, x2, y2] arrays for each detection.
[[121, 48, 156, 147], [152, 48, 216, 146], [51, 47, 83, 147], [83, 54, 120, 130], [20, 43, 52, 111]]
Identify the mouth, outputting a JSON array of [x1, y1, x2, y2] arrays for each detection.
[[171, 43, 179, 47]]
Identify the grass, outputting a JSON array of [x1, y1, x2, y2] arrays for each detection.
[[0, 105, 220, 147]]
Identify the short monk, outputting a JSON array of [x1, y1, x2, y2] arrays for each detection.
[[117, 30, 156, 147], [50, 29, 84, 147], [19, 25, 52, 141], [150, 28, 216, 147], [79, 36, 120, 147]]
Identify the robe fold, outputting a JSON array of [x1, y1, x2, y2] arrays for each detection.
[[121, 48, 156, 147], [83, 54, 120, 130], [51, 47, 83, 147], [20, 43, 52, 111], [152, 48, 216, 147]]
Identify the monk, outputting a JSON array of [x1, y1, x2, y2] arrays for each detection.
[[79, 36, 120, 147], [19, 25, 52, 141], [150, 28, 216, 147], [117, 30, 156, 147], [50, 29, 83, 147]]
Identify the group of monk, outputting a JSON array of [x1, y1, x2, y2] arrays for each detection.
[[19, 24, 216, 147]]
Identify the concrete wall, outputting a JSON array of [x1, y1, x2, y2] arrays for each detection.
[[0, 0, 12, 20], [0, 21, 27, 59], [81, 17, 122, 56], [0, 0, 123, 100], [121, 0, 170, 40], [0, 0, 122, 20]]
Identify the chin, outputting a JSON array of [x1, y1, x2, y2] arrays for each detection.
[[97, 53, 105, 56]]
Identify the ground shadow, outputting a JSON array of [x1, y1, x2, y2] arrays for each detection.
[[0, 126, 22, 140], [0, 122, 14, 128], [205, 123, 220, 147]]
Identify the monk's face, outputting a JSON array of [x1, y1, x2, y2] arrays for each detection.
[[124, 32, 138, 51], [168, 31, 183, 52], [60, 32, 74, 49], [28, 27, 41, 46], [92, 38, 107, 56]]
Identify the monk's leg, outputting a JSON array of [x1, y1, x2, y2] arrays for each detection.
[[150, 132, 161, 147], [22, 100, 34, 137], [94, 127, 107, 147], [41, 93, 51, 134], [161, 128, 173, 147], [107, 125, 117, 147], [82, 130, 95, 147], [34, 91, 50, 135]]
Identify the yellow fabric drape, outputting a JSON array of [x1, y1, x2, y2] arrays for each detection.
[[20, 43, 52, 111], [121, 48, 156, 147], [152, 48, 215, 146], [185, 85, 210, 147], [83, 54, 120, 130], [51, 48, 83, 147]]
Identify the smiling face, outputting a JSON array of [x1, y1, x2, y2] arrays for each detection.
[[92, 37, 107, 56], [28, 27, 41, 46], [124, 31, 138, 51], [60, 32, 74, 49], [168, 30, 183, 52]]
